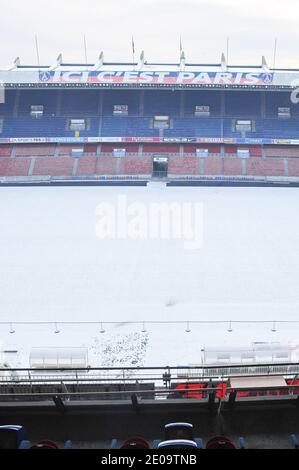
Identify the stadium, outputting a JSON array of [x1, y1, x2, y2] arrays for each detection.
[[2, 53, 299, 184], [1, 52, 299, 450]]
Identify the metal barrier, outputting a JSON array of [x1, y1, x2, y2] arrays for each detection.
[[0, 363, 299, 403]]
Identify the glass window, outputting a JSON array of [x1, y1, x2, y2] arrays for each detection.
[[113, 105, 129, 116], [30, 105, 44, 118], [195, 105, 210, 117], [153, 116, 170, 129], [235, 120, 252, 132], [278, 107, 291, 119], [69, 119, 86, 131]]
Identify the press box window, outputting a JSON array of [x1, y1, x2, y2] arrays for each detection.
[[278, 107, 291, 119], [113, 105, 128, 116], [153, 116, 170, 129], [235, 120, 252, 132], [30, 105, 44, 118], [195, 106, 210, 117], [69, 119, 86, 131]]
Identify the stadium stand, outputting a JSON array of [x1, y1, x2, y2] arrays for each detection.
[[1, 89, 299, 141], [32, 157, 74, 177], [1, 362, 299, 449], [96, 156, 118, 175], [60, 90, 99, 116], [0, 145, 12, 157], [15, 145, 55, 157], [288, 159, 299, 176], [102, 90, 140, 116], [168, 157, 200, 175], [264, 146, 299, 158], [1, 154, 299, 179], [204, 157, 224, 175], [223, 157, 244, 175], [2, 420, 298, 449], [120, 156, 152, 175], [1, 62, 299, 183], [246, 157, 285, 177], [0, 157, 31, 177], [76, 156, 98, 176], [225, 91, 262, 118], [18, 90, 58, 116]]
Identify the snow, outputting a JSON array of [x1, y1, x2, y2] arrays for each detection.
[[1, 183, 299, 368]]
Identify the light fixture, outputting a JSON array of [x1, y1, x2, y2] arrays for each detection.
[[228, 321, 233, 333], [271, 321, 277, 333], [9, 323, 15, 334], [54, 322, 60, 334], [100, 322, 105, 334], [141, 322, 147, 333], [185, 322, 191, 333]]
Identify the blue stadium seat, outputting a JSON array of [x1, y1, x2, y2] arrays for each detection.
[[164, 422, 194, 441], [158, 440, 199, 449], [0, 425, 27, 449], [1, 89, 299, 140]]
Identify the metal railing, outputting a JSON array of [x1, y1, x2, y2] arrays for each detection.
[[1, 362, 299, 385], [0, 363, 299, 404]]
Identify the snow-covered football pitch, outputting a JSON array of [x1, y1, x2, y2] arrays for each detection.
[[1, 183, 299, 368]]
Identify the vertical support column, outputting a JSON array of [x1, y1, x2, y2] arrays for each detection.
[[28, 157, 36, 176], [284, 158, 289, 177], [261, 91, 266, 162], [13, 90, 20, 117], [115, 157, 121, 176], [242, 158, 247, 176], [261, 91, 266, 118], [139, 90, 144, 116], [11, 145, 17, 158], [56, 90, 62, 116], [180, 90, 185, 117], [72, 158, 78, 177], [98, 90, 103, 136], [138, 144, 143, 157], [221, 90, 225, 139]]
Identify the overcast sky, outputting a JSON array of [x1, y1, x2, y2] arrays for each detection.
[[1, 0, 299, 68]]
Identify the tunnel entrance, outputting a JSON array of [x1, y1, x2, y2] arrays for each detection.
[[152, 156, 169, 178]]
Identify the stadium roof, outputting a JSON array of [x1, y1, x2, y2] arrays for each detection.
[[1, 54, 299, 89]]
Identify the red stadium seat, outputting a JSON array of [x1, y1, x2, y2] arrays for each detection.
[[30, 440, 59, 449], [175, 383, 208, 399], [119, 436, 150, 449], [206, 436, 236, 449]]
